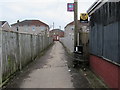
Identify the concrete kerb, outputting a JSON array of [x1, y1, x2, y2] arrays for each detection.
[[80, 68, 108, 88]]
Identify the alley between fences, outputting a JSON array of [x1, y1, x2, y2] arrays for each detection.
[[3, 41, 91, 88]]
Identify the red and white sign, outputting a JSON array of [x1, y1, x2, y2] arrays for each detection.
[[67, 3, 74, 12]]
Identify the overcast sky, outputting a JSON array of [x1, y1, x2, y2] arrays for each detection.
[[0, 0, 96, 30]]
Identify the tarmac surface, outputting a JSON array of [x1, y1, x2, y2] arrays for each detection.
[[4, 41, 90, 88]]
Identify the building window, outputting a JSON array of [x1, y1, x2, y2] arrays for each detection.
[[25, 27, 28, 31], [16, 27, 18, 31], [32, 27, 35, 31], [71, 27, 74, 30], [40, 26, 45, 31]]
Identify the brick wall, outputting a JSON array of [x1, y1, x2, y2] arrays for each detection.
[[90, 55, 120, 89]]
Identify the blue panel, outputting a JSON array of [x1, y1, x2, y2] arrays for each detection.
[[90, 26, 97, 55], [103, 22, 119, 63], [118, 21, 120, 64], [89, 2, 120, 64], [96, 24, 103, 56]]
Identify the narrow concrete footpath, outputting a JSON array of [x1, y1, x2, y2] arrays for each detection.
[[4, 42, 74, 88]]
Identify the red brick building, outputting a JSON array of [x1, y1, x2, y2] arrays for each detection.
[[50, 29, 64, 41]]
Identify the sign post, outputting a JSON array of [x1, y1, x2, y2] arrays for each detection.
[[67, 0, 78, 52], [74, 0, 78, 52]]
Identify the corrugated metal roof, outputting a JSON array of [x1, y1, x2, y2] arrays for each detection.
[[87, 0, 120, 15]]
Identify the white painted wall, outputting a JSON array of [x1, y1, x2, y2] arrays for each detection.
[[11, 25, 49, 35], [60, 24, 89, 53], [1, 22, 11, 31], [60, 25, 74, 53]]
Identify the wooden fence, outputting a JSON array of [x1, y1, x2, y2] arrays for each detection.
[[0, 30, 53, 85]]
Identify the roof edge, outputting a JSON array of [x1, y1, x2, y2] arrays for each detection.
[[87, 0, 107, 16], [87, 0, 120, 16], [64, 20, 89, 29], [1, 21, 7, 27], [11, 20, 49, 27]]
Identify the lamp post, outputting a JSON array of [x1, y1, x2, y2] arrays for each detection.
[[53, 22, 54, 29], [74, 0, 78, 51]]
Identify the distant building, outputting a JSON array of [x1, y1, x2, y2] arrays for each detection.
[[65, 20, 89, 42], [11, 20, 49, 35], [0, 21, 11, 31], [60, 20, 89, 54], [64, 20, 89, 45], [50, 29, 64, 41]]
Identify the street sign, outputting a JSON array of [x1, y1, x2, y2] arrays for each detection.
[[80, 13, 88, 22], [67, 3, 74, 12]]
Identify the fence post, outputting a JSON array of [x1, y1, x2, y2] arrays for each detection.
[[0, 28, 2, 88], [16, 32, 21, 70], [30, 34, 33, 61]]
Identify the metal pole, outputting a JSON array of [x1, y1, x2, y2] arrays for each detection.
[[53, 22, 54, 29], [59, 26, 61, 30], [74, 0, 78, 51], [0, 27, 2, 88]]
